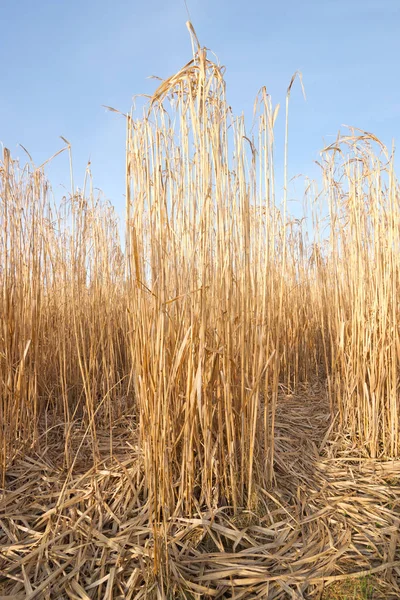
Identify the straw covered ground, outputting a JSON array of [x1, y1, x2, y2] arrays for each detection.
[[1, 384, 400, 599], [1, 25, 400, 599]]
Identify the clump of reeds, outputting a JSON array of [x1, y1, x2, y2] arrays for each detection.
[[124, 39, 323, 544], [0, 148, 132, 480], [315, 132, 400, 457], [1, 27, 399, 550]]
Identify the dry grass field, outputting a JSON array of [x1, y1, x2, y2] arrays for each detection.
[[1, 26, 399, 599]]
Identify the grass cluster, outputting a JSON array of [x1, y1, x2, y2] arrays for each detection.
[[0, 27, 399, 593]]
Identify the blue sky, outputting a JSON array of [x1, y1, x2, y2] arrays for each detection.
[[1, 0, 399, 217]]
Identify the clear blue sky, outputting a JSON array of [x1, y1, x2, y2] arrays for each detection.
[[1, 0, 399, 216]]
